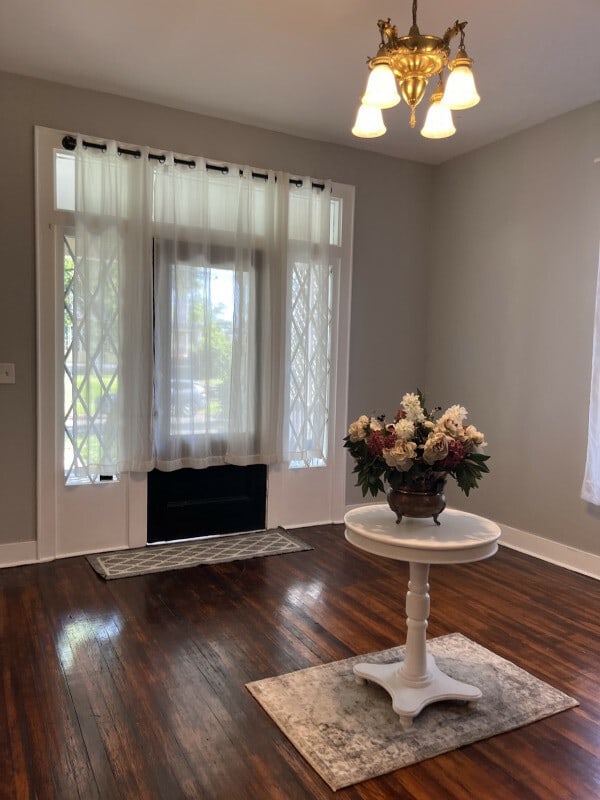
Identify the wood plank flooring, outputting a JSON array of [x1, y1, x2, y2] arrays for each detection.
[[1, 525, 599, 799]]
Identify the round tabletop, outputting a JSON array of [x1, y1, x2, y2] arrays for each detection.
[[344, 505, 501, 564]]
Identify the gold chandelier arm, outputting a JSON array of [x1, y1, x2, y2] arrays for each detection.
[[442, 20, 467, 48], [378, 17, 398, 49]]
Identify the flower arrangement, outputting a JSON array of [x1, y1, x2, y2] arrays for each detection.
[[344, 390, 490, 498]]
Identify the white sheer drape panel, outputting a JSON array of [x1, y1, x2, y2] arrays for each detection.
[[72, 138, 154, 478], [71, 140, 331, 479], [284, 181, 332, 463], [582, 248, 600, 504], [152, 160, 285, 469]]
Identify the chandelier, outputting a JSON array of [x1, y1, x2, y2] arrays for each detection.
[[352, 0, 480, 140]]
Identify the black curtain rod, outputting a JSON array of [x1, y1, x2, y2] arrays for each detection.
[[61, 135, 325, 191]]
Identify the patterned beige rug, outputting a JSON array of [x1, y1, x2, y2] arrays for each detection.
[[246, 633, 578, 791], [87, 528, 311, 579]]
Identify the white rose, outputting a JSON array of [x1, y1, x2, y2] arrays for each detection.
[[436, 414, 461, 437], [423, 432, 450, 464], [348, 415, 369, 442], [464, 424, 486, 448], [444, 404, 468, 424], [383, 440, 417, 470], [369, 417, 383, 432]]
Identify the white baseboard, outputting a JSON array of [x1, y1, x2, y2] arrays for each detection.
[[285, 518, 345, 529], [0, 540, 38, 568], [344, 499, 380, 513], [56, 544, 132, 560], [3, 514, 599, 582], [498, 524, 600, 581]]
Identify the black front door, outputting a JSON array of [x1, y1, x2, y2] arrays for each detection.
[[147, 464, 267, 543]]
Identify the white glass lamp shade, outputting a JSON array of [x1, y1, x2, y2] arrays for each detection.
[[421, 99, 456, 139], [361, 64, 400, 109], [441, 64, 480, 110], [351, 104, 386, 138]]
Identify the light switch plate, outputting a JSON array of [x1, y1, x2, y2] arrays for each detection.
[[0, 363, 15, 384]]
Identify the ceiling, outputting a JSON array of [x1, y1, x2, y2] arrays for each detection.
[[1, 0, 599, 165]]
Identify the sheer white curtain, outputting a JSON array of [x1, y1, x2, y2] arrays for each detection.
[[582, 248, 600, 504], [72, 137, 154, 477], [71, 137, 331, 477], [284, 181, 332, 463], [152, 158, 287, 469]]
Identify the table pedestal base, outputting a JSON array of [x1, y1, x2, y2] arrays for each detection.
[[344, 507, 500, 730], [354, 654, 481, 730]]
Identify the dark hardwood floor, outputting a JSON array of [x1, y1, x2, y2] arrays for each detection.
[[1, 526, 599, 799]]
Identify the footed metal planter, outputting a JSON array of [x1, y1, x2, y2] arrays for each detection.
[[387, 479, 446, 526]]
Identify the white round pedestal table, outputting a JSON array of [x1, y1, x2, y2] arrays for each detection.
[[344, 505, 501, 730]]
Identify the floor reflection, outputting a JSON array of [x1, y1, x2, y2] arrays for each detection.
[[285, 578, 324, 608], [56, 611, 124, 672]]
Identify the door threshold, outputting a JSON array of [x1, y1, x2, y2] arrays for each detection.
[[146, 528, 274, 546]]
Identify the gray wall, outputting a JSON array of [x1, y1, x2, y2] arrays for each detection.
[[2, 68, 598, 553], [0, 70, 432, 544], [426, 102, 600, 555]]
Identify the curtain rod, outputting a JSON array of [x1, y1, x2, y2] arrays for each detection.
[[61, 135, 325, 191]]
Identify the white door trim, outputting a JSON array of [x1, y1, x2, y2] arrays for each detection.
[[33, 125, 352, 562], [266, 182, 354, 528], [34, 125, 147, 563]]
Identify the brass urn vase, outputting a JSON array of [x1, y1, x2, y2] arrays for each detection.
[[387, 474, 447, 526]]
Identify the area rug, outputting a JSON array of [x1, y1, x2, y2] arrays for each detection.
[[87, 528, 312, 579], [246, 633, 578, 791]]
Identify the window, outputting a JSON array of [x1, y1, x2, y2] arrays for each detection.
[[154, 244, 243, 441], [53, 143, 339, 481], [62, 229, 120, 483], [582, 245, 600, 505]]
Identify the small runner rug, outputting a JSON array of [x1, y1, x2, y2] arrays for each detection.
[[87, 528, 311, 580], [246, 633, 578, 791]]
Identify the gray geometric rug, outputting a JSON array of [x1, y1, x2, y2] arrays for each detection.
[[246, 633, 578, 791], [87, 528, 312, 579]]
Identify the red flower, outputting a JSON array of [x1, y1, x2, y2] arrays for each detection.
[[440, 439, 465, 469], [367, 429, 397, 457], [394, 408, 406, 422]]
